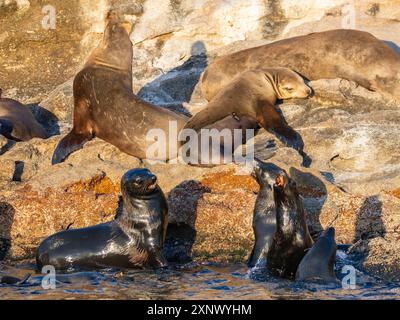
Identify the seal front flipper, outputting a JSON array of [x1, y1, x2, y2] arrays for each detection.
[[52, 131, 93, 164], [183, 107, 233, 132], [295, 227, 337, 283], [257, 100, 311, 167]]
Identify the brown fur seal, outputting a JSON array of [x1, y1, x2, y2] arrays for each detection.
[[267, 171, 313, 279], [0, 89, 47, 141], [201, 29, 400, 101], [36, 168, 168, 271], [184, 68, 312, 165], [52, 11, 188, 164]]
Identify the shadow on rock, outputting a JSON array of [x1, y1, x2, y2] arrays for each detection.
[[349, 196, 385, 263], [163, 180, 211, 263], [384, 40, 400, 55], [137, 41, 208, 116], [0, 201, 15, 261], [274, 102, 312, 167], [29, 103, 60, 137]]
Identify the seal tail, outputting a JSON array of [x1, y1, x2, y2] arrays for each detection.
[[52, 131, 93, 165]]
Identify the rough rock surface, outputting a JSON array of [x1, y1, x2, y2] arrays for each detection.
[[1, 0, 400, 280]]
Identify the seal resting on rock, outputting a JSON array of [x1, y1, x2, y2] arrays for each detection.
[[267, 171, 313, 279], [51, 11, 188, 164], [184, 68, 312, 165], [247, 159, 283, 268], [0, 89, 47, 141], [36, 168, 168, 271], [201, 29, 400, 101], [296, 227, 337, 283]]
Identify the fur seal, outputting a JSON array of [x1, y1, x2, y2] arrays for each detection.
[[248, 159, 283, 268], [201, 29, 400, 101], [0, 89, 47, 141], [296, 227, 337, 282], [267, 171, 313, 279], [51, 11, 188, 164], [36, 168, 168, 271]]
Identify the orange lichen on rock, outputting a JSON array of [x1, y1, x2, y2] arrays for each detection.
[[200, 168, 259, 193], [65, 174, 119, 194]]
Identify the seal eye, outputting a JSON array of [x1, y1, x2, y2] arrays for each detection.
[[284, 87, 294, 92]]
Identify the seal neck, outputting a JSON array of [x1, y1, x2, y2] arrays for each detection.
[[116, 187, 163, 233], [86, 23, 133, 78]]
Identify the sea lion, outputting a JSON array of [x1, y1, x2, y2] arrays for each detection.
[[296, 227, 337, 283], [0, 273, 31, 286], [0, 89, 47, 141], [185, 68, 312, 135], [248, 159, 283, 268], [184, 68, 312, 165], [51, 11, 188, 164], [267, 171, 314, 279], [201, 29, 400, 102], [36, 168, 168, 271]]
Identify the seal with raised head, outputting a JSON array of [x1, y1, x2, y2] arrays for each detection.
[[201, 29, 400, 101], [0, 89, 47, 141], [36, 168, 168, 271], [51, 11, 188, 164], [248, 159, 284, 268], [296, 227, 337, 283], [267, 171, 314, 279]]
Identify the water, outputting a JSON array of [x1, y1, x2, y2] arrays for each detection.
[[1, 251, 399, 300]]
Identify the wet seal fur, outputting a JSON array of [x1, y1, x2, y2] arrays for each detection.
[[248, 159, 284, 268], [267, 171, 313, 279], [36, 168, 168, 271], [0, 89, 47, 141], [183, 68, 312, 166], [296, 227, 337, 283], [51, 11, 188, 164], [201, 29, 400, 102]]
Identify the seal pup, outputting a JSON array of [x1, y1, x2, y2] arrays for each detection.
[[248, 159, 283, 268], [296, 227, 337, 283], [51, 11, 188, 164], [200, 29, 400, 101], [267, 171, 314, 279], [0, 89, 47, 141], [184, 68, 312, 137], [36, 168, 168, 271]]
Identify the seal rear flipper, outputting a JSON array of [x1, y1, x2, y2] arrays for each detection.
[[52, 131, 93, 165]]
